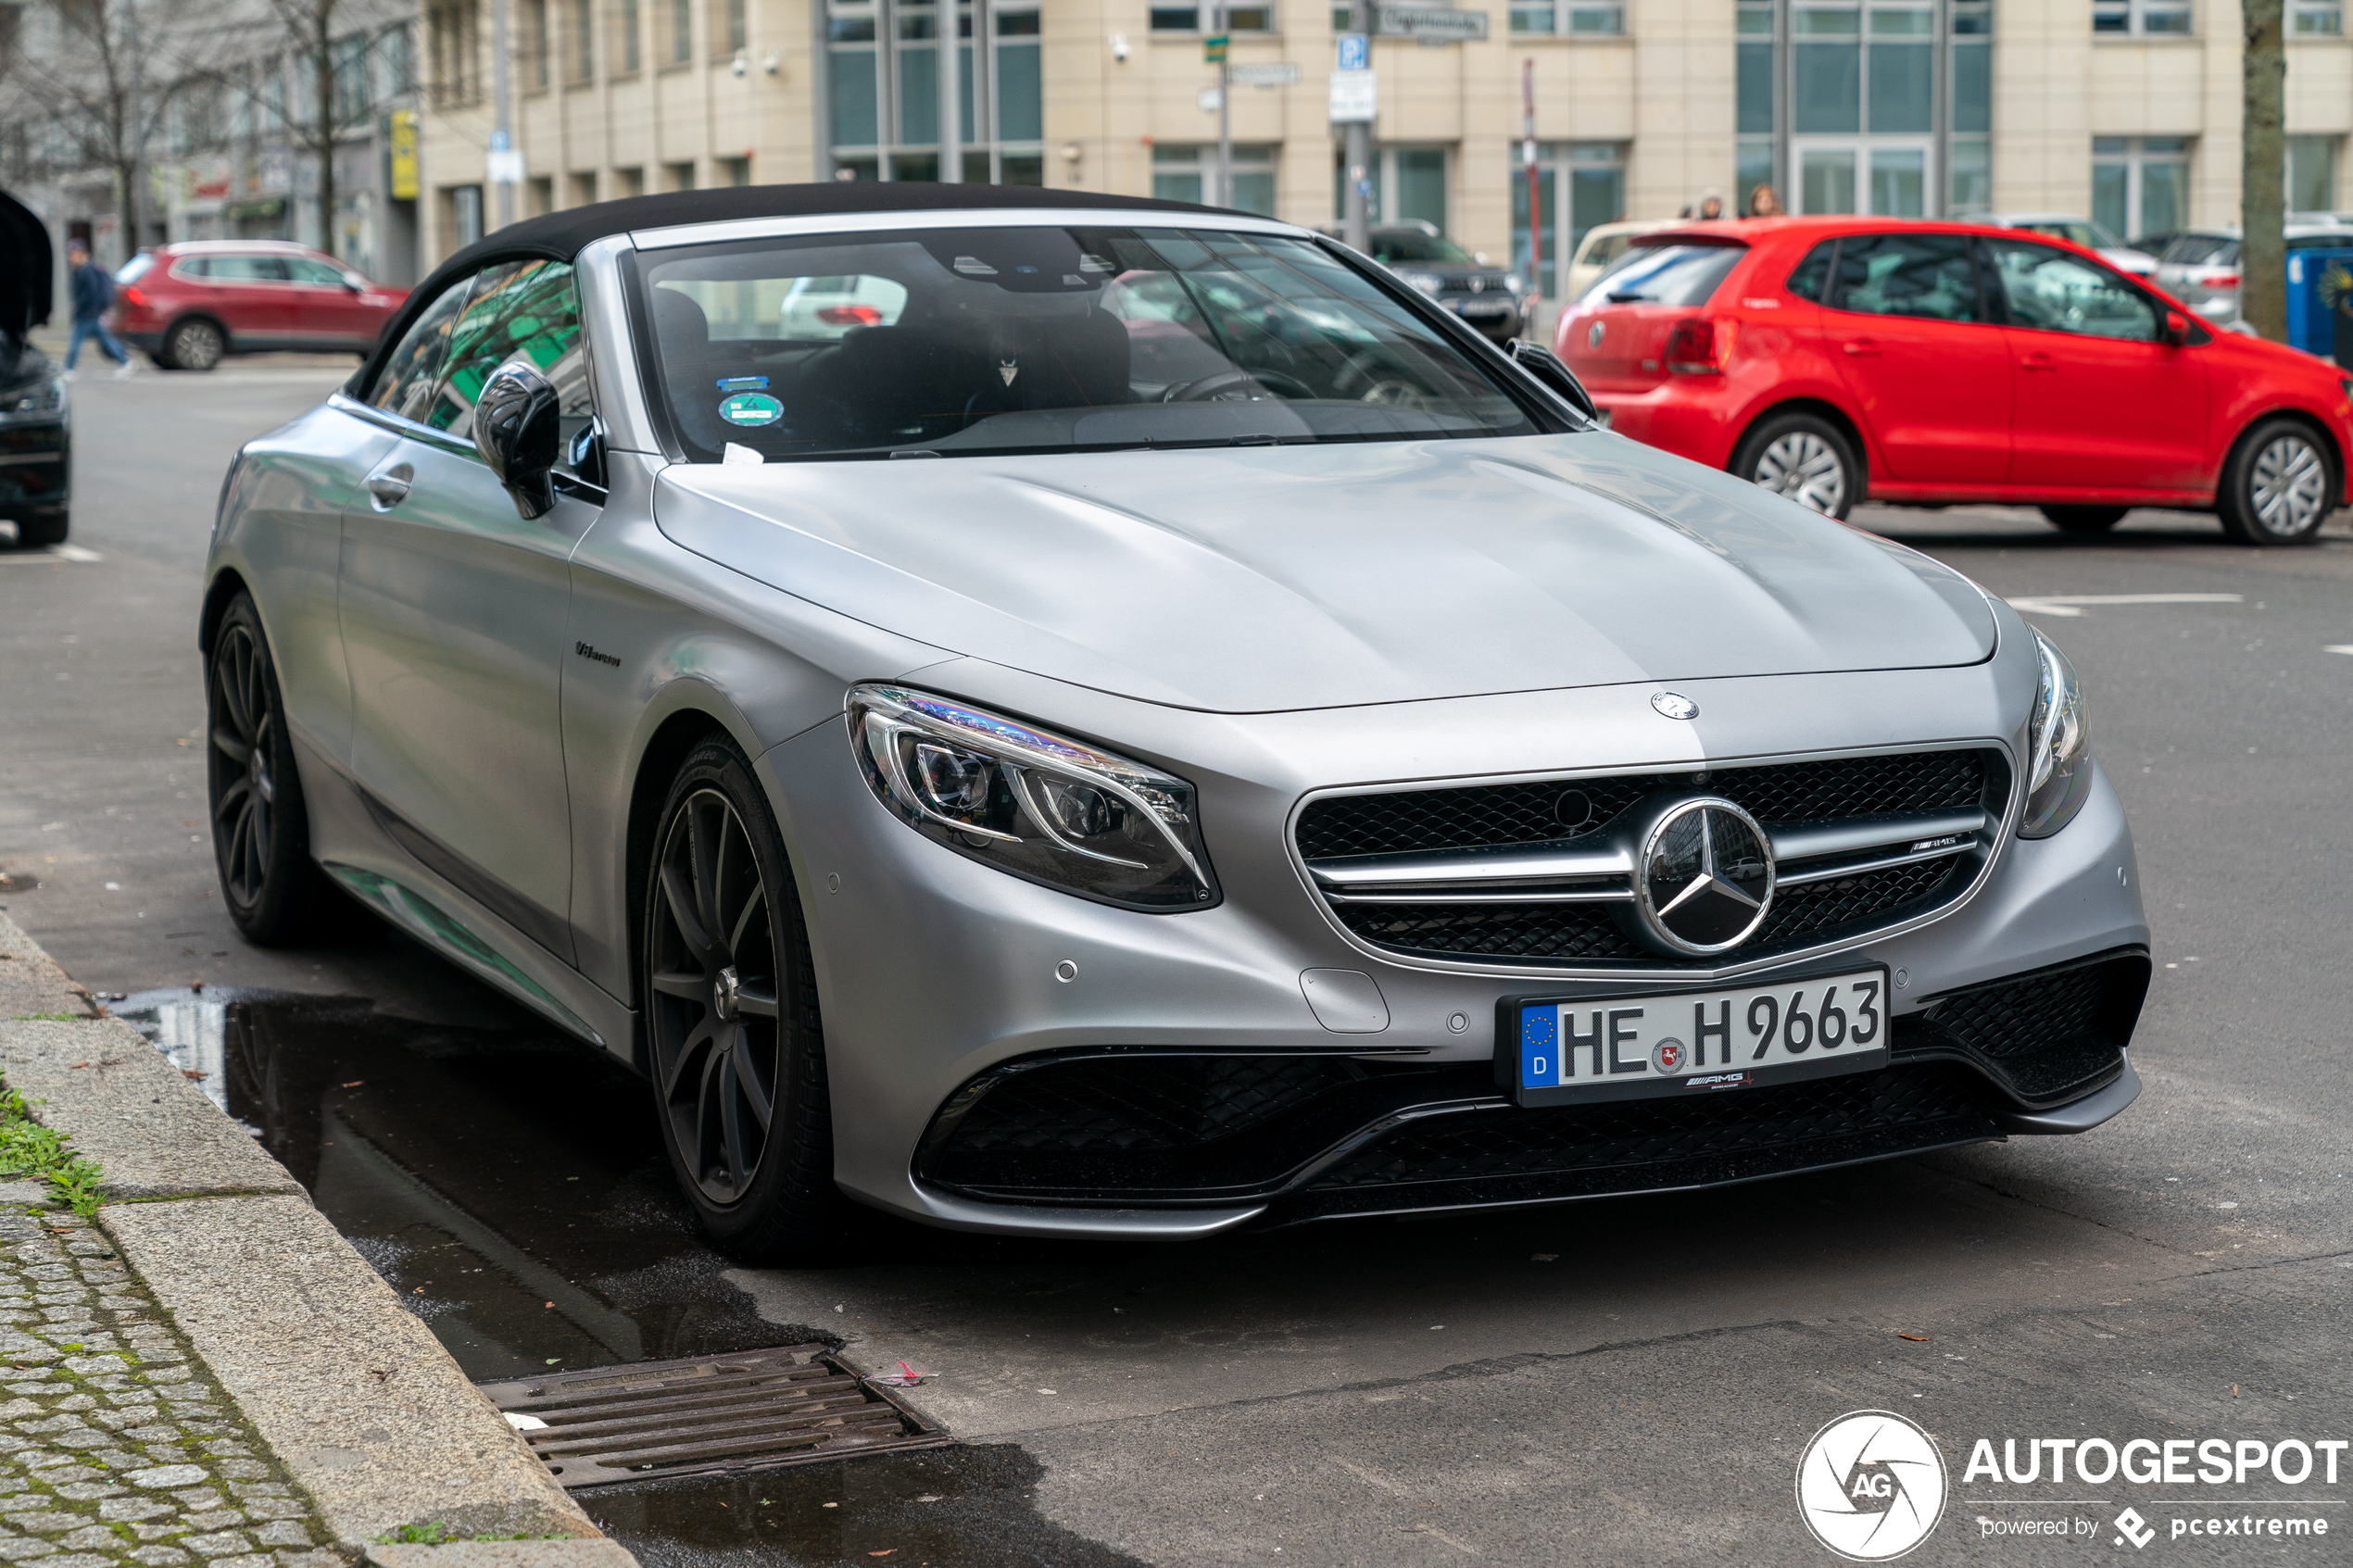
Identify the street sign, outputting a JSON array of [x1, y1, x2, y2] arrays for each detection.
[[1198, 86, 1223, 112], [1336, 31, 1368, 69], [487, 149, 526, 184], [1328, 69, 1378, 123], [1203, 31, 1228, 62], [1229, 61, 1302, 86], [1374, 5, 1489, 41]]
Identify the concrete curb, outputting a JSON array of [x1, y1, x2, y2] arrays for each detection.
[[0, 911, 634, 1563]]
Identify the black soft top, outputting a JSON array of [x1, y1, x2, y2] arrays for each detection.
[[351, 182, 1234, 397]]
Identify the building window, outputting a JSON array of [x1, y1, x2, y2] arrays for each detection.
[[670, 0, 692, 62], [616, 165, 645, 196], [665, 159, 696, 190], [1509, 2, 1622, 32], [573, 0, 594, 78], [526, 0, 549, 86], [826, 0, 1045, 183], [2093, 0, 2192, 34], [617, 0, 641, 73], [1149, 2, 1273, 32], [1333, 144, 1448, 231], [448, 183, 484, 246], [2289, 135, 2339, 213], [1736, 1, 1773, 212], [716, 0, 747, 55], [2092, 137, 2189, 244], [569, 170, 598, 205], [1511, 142, 1623, 296], [528, 174, 554, 214], [720, 155, 751, 185], [1153, 143, 1277, 213], [2291, 0, 2343, 32], [427, 0, 481, 106]]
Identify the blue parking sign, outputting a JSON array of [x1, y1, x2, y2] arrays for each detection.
[[1337, 32, 1368, 69]]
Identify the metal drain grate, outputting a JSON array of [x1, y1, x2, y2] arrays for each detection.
[[478, 1344, 949, 1488]]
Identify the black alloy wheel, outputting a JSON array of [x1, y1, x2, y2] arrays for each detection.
[[206, 594, 335, 943], [164, 318, 225, 372], [645, 739, 843, 1259], [2040, 505, 2129, 535], [2217, 416, 2335, 546]]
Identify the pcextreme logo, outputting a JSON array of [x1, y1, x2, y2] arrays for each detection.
[[1796, 1410, 1950, 1562]]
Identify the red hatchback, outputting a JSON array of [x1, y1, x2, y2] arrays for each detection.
[[112, 241, 409, 371], [1555, 216, 2353, 545]]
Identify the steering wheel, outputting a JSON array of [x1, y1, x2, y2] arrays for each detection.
[[1162, 369, 1318, 404], [1332, 349, 1433, 407]]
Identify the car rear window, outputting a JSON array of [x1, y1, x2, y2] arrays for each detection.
[[1585, 243, 1745, 307], [115, 255, 154, 284], [2162, 235, 2233, 266]]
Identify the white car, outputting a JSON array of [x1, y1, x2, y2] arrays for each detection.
[[1982, 214, 2157, 278], [1566, 220, 1671, 304]]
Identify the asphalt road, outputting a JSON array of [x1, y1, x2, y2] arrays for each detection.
[[6, 364, 2352, 1566]]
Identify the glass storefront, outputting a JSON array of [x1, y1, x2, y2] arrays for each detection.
[[824, 0, 1043, 184]]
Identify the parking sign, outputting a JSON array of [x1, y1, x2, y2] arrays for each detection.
[[1337, 31, 1368, 69]]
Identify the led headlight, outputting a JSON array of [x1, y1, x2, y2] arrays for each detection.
[[2020, 632, 2094, 838], [848, 684, 1218, 910]]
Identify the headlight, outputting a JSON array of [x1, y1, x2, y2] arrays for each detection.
[[1400, 271, 1443, 298], [848, 684, 1218, 910], [1504, 273, 1524, 294], [0, 379, 64, 421], [2020, 632, 2094, 838]]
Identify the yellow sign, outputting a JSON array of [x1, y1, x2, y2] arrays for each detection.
[[388, 109, 419, 201]]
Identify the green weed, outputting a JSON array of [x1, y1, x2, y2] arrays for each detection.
[[0, 1080, 104, 1213]]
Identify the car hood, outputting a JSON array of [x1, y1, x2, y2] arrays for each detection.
[[654, 433, 1996, 713]]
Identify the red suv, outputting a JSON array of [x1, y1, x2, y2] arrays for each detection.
[[1554, 216, 2353, 545], [112, 242, 409, 371]]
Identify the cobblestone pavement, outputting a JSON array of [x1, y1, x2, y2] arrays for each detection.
[[0, 1202, 338, 1568]]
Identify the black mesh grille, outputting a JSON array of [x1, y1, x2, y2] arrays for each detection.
[[1332, 853, 1965, 966], [943, 1055, 1362, 1155], [1298, 749, 1994, 861], [1311, 1063, 1989, 1190], [1896, 952, 2150, 1105]]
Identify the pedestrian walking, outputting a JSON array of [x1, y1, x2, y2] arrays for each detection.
[[64, 239, 135, 380]]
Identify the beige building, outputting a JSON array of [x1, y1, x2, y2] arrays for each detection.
[[415, 0, 2353, 294]]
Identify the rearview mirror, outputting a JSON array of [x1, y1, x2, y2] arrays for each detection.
[[473, 358, 561, 520], [1504, 338, 1599, 420], [2161, 308, 2191, 346]]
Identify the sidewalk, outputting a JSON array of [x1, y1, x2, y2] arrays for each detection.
[[0, 913, 635, 1568]]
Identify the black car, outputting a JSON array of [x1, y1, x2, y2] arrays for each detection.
[[0, 190, 69, 548], [1331, 220, 1528, 343]]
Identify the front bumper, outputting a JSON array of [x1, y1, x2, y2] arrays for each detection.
[[771, 667, 2147, 1241], [1441, 295, 1524, 338], [0, 419, 69, 513]]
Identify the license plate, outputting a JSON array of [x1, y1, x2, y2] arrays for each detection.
[[1458, 302, 1508, 317], [1498, 967, 1890, 1107]]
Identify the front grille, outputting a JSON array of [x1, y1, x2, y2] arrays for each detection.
[[943, 1054, 1362, 1155], [1896, 949, 2149, 1106], [1300, 748, 2006, 970]]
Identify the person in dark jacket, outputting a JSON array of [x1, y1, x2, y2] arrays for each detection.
[[65, 238, 134, 379]]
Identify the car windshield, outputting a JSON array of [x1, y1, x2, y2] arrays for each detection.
[[1365, 231, 1476, 264], [1584, 243, 1746, 305], [634, 224, 1545, 462]]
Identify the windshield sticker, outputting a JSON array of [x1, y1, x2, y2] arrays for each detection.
[[719, 392, 784, 426], [716, 375, 770, 392]]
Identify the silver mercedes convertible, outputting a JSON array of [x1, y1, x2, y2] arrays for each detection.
[[203, 185, 2148, 1258]]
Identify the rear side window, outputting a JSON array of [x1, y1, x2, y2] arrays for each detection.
[[209, 256, 292, 282], [116, 255, 154, 284], [1585, 244, 1745, 306], [1785, 241, 1836, 302], [367, 275, 474, 423], [1830, 232, 1983, 322], [174, 257, 214, 279], [423, 259, 592, 442]]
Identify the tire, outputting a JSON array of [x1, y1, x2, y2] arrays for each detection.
[[2217, 417, 2335, 545], [12, 509, 68, 548], [644, 737, 847, 1261], [1730, 411, 1861, 521], [2040, 505, 2129, 534], [206, 594, 338, 944], [164, 318, 225, 372]]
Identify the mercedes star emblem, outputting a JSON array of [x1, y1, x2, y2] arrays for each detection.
[[1634, 797, 1776, 955], [1651, 691, 1699, 720]]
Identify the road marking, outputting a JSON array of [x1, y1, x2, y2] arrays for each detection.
[[2007, 593, 2243, 618], [0, 543, 101, 564], [2326, 645, 2353, 656]]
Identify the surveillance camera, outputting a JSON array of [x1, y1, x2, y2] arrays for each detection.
[[1111, 31, 1129, 61], [762, 51, 781, 74], [732, 51, 748, 76]]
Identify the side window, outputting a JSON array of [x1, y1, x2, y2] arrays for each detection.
[[1785, 240, 1836, 302], [1829, 232, 1983, 323], [425, 259, 593, 447], [367, 274, 476, 422], [212, 256, 292, 282], [1987, 239, 2157, 341], [288, 257, 349, 287]]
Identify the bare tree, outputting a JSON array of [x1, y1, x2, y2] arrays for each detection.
[[2241, 0, 2286, 342], [266, 0, 345, 256]]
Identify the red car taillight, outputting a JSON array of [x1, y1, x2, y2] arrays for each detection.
[[120, 286, 149, 308], [2201, 271, 2240, 288], [816, 305, 883, 326], [1664, 316, 1740, 375]]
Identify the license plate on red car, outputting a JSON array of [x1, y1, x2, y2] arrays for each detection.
[[1497, 967, 1890, 1107]]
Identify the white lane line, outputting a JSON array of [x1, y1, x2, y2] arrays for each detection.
[[2326, 645, 2353, 656], [0, 544, 101, 564], [2007, 593, 2244, 618], [49, 544, 102, 562]]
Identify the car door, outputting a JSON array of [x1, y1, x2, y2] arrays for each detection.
[[338, 258, 601, 962], [1985, 237, 2210, 494], [208, 254, 297, 346], [284, 256, 375, 348], [1819, 231, 2011, 485]]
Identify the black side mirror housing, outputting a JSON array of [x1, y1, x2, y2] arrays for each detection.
[[1504, 338, 1599, 420], [473, 358, 561, 519]]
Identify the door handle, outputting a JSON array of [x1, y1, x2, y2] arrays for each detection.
[[2020, 353, 2058, 372], [366, 470, 412, 508], [1841, 339, 1881, 357]]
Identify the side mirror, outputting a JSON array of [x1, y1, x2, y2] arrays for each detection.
[[1504, 338, 1598, 420], [2161, 308, 2191, 346], [473, 358, 561, 520]]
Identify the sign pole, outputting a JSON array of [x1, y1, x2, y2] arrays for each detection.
[[1216, 1, 1232, 206], [1344, 0, 1370, 250], [940, 0, 962, 182], [1522, 56, 1539, 333], [492, 0, 514, 231]]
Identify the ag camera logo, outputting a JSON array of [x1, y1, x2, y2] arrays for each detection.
[[1796, 1410, 1949, 1561]]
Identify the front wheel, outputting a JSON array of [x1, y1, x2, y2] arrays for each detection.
[[2040, 505, 2129, 535], [164, 318, 225, 372], [644, 738, 846, 1261], [207, 594, 339, 943], [2217, 418, 2335, 545], [1730, 412, 1860, 521]]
